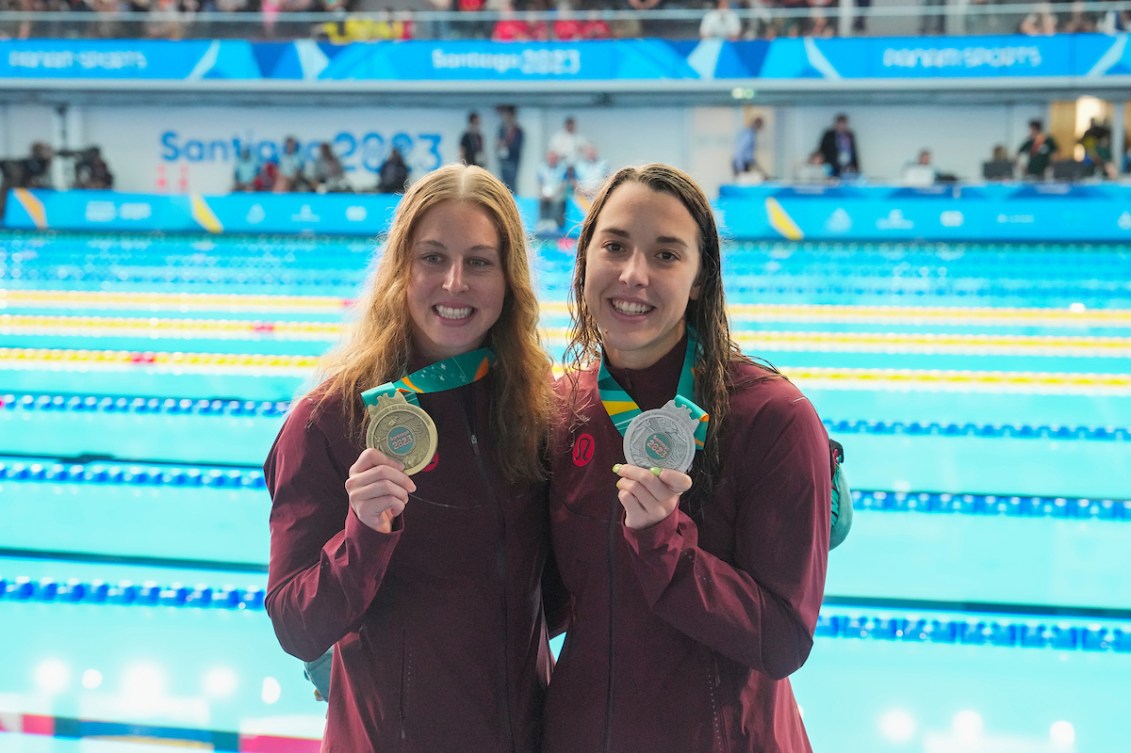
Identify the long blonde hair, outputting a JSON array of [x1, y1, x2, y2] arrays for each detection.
[[316, 164, 553, 483]]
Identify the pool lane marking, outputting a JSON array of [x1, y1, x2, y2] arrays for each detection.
[[0, 289, 354, 312], [1, 348, 1129, 392], [6, 315, 1131, 357], [0, 347, 318, 372], [6, 292, 1131, 328]]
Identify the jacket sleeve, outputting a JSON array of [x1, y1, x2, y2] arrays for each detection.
[[263, 400, 402, 662], [621, 390, 831, 679]]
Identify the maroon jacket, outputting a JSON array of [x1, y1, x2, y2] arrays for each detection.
[[264, 375, 555, 752], [544, 337, 831, 753]]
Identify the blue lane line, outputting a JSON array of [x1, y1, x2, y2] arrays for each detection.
[[2, 456, 1128, 521], [0, 393, 290, 417], [827, 418, 1131, 441], [2, 574, 1129, 653], [0, 459, 266, 489], [0, 576, 265, 611], [4, 393, 1128, 441], [855, 489, 1130, 520], [815, 611, 1131, 651]]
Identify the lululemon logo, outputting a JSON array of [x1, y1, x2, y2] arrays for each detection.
[[422, 451, 439, 473], [572, 433, 595, 467]]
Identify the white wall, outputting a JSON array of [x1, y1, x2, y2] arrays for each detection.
[[6, 101, 1050, 195], [0, 104, 56, 160]]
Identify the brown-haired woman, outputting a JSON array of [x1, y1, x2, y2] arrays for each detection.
[[264, 164, 557, 752], [545, 164, 831, 752]]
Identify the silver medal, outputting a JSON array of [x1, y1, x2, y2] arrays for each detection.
[[623, 399, 698, 472]]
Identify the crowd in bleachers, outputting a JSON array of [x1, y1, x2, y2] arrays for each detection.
[[3, 0, 1129, 42]]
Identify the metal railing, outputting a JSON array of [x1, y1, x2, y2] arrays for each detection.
[[0, 1, 1126, 42]]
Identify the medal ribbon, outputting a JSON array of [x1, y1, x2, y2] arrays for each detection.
[[597, 329, 709, 449], [361, 348, 496, 407]]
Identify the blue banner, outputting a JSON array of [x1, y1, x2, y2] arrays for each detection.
[[715, 183, 1131, 242], [758, 34, 1127, 79], [9, 185, 1131, 241], [2, 189, 557, 237], [0, 35, 1125, 81], [0, 40, 260, 79]]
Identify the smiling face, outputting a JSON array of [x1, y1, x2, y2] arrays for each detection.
[[582, 181, 701, 370], [406, 200, 506, 363]]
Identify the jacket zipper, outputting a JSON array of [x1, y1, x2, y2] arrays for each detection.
[[709, 654, 727, 753], [603, 494, 618, 753], [400, 628, 410, 743], [463, 392, 516, 753]]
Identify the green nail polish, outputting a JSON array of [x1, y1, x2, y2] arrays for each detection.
[[650, 467, 662, 477], [612, 464, 622, 474]]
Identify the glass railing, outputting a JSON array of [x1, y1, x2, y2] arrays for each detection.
[[0, 1, 1126, 42]]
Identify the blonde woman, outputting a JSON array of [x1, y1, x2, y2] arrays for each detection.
[[265, 164, 556, 751]]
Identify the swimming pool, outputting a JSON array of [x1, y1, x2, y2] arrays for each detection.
[[1, 231, 1128, 752]]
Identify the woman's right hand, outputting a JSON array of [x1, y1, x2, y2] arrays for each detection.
[[345, 448, 417, 534]]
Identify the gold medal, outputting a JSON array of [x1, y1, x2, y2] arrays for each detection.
[[365, 392, 438, 475]]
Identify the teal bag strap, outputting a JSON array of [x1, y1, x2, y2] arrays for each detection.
[[829, 439, 853, 550]]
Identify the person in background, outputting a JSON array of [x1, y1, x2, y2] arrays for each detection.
[[20, 142, 54, 189], [901, 147, 938, 185], [264, 163, 558, 751], [308, 142, 349, 193], [796, 150, 833, 182], [73, 147, 114, 190], [459, 111, 485, 167], [274, 135, 308, 192], [547, 115, 590, 174], [536, 150, 570, 234], [570, 143, 609, 205], [233, 146, 260, 192], [1019, 1, 1057, 33], [456, 110, 484, 166], [376, 146, 410, 193], [495, 104, 525, 193], [1079, 118, 1115, 179], [817, 113, 860, 177], [699, 0, 742, 39], [543, 164, 832, 753], [1016, 118, 1058, 180], [731, 114, 764, 179]]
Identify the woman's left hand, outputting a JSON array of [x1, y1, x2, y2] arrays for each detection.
[[614, 463, 693, 530]]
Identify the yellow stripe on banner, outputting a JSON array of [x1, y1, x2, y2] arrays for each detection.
[[765, 197, 803, 241], [189, 193, 223, 234], [13, 188, 47, 230]]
